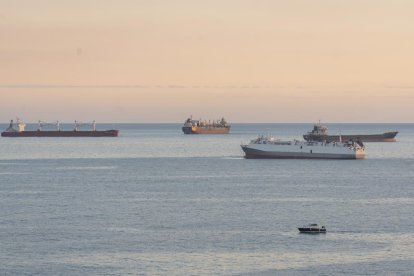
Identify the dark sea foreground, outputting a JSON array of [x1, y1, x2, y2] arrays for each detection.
[[0, 123, 413, 275]]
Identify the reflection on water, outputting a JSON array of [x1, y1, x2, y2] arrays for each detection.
[[11, 233, 412, 275], [0, 124, 413, 275], [55, 166, 117, 171]]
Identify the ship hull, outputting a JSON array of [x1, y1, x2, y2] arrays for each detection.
[[298, 228, 326, 233], [182, 126, 230, 134], [241, 144, 364, 160], [303, 132, 398, 143], [1, 130, 119, 137]]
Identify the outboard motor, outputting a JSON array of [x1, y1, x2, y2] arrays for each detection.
[[357, 138, 364, 148]]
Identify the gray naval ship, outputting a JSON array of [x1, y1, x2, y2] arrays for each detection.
[[303, 123, 398, 143]]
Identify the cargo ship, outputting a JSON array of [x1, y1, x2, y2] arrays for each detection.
[[241, 134, 365, 159], [303, 123, 398, 143], [1, 119, 119, 137], [182, 117, 230, 134]]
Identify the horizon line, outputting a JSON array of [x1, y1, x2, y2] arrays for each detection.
[[1, 84, 413, 89], [0, 121, 410, 124], [0, 84, 265, 89]]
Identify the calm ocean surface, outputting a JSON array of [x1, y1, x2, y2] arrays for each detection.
[[1, 123, 413, 275]]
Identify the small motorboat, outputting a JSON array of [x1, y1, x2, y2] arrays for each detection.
[[298, 223, 326, 233]]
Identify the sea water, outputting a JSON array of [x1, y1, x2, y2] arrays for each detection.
[[0, 123, 413, 275]]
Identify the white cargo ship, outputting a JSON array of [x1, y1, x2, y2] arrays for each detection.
[[241, 135, 365, 159]]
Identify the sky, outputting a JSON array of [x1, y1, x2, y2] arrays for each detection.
[[0, 0, 413, 123]]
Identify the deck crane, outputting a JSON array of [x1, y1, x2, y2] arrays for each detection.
[[74, 120, 96, 131], [38, 120, 60, 131]]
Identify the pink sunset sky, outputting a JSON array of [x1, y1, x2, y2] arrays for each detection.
[[1, 0, 413, 122]]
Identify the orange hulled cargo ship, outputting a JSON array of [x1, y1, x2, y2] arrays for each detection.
[[182, 117, 230, 134]]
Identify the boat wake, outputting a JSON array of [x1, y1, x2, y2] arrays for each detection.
[[222, 156, 244, 160], [55, 166, 117, 171]]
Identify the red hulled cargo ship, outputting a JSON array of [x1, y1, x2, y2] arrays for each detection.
[[1, 119, 119, 137]]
